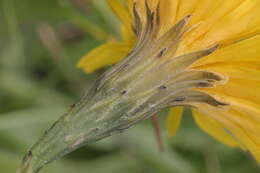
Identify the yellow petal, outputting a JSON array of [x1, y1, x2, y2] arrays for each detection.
[[107, 0, 136, 43], [195, 93, 260, 137], [166, 106, 184, 137], [77, 42, 131, 73], [201, 0, 260, 46], [158, 0, 178, 34], [107, 0, 131, 27], [197, 77, 260, 109], [120, 24, 136, 44], [176, 0, 260, 53], [194, 103, 260, 162], [191, 34, 260, 105], [175, 0, 198, 21], [192, 110, 238, 147], [195, 48, 260, 103], [195, 65, 260, 82], [231, 127, 260, 162], [192, 33, 260, 67], [214, 78, 260, 104], [187, 0, 243, 26]]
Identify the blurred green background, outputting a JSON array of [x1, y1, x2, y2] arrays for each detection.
[[0, 0, 259, 172]]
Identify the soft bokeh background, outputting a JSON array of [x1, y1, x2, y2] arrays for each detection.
[[0, 0, 259, 172]]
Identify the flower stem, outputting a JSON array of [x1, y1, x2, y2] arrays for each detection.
[[151, 115, 164, 152]]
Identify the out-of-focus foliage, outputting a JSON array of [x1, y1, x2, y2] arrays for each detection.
[[0, 0, 259, 172]]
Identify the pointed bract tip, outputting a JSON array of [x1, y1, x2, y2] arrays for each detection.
[[184, 14, 192, 22], [16, 151, 33, 173], [209, 44, 220, 52]]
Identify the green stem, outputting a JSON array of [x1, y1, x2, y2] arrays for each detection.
[[16, 80, 159, 173]]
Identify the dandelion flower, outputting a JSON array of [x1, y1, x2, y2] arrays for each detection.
[[78, 0, 260, 161], [18, 0, 260, 173]]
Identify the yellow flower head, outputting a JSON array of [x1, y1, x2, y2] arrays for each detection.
[[17, 1, 260, 173], [78, 0, 260, 162]]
